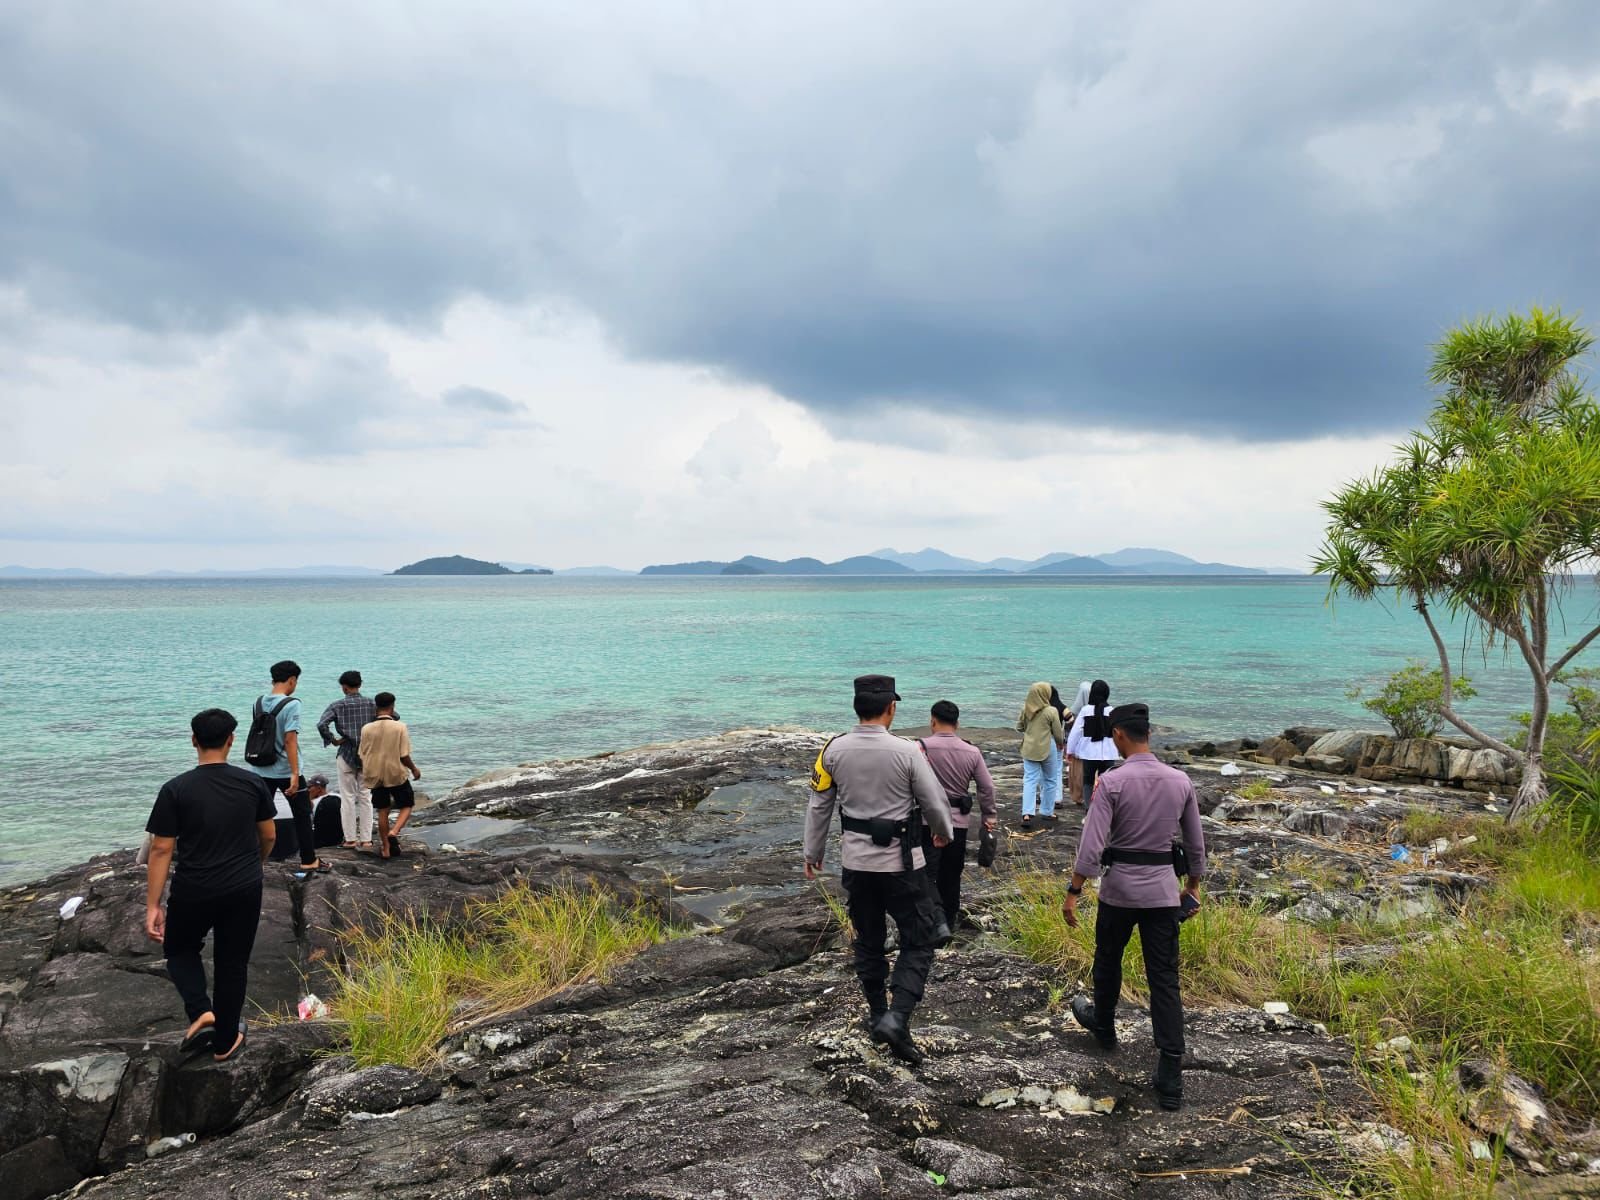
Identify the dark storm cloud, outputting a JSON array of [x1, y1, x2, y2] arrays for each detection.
[[3, 1, 1600, 439]]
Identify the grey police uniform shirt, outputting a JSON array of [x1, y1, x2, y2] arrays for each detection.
[[805, 724, 955, 872]]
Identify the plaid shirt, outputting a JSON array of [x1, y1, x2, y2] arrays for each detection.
[[317, 693, 378, 768]]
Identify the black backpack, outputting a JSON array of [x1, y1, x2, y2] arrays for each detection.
[[244, 696, 293, 768]]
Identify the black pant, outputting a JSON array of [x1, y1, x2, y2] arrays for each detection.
[[920, 826, 969, 925], [266, 777, 317, 865], [841, 867, 941, 1015], [164, 882, 264, 1042], [1082, 758, 1113, 804], [1092, 900, 1185, 1057]]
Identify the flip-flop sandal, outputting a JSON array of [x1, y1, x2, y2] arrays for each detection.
[[179, 1023, 216, 1053], [213, 1027, 247, 1063], [387, 837, 403, 858]]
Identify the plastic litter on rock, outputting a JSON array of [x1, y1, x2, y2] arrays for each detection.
[[1389, 845, 1412, 864], [145, 1133, 197, 1159], [1262, 1001, 1291, 1015], [1219, 762, 1242, 776], [297, 994, 329, 1021], [58, 896, 84, 920]]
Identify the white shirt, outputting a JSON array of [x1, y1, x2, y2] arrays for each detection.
[[1067, 708, 1122, 762]]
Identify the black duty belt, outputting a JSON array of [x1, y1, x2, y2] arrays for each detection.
[[840, 813, 916, 871], [1102, 848, 1172, 866], [1102, 844, 1192, 877]]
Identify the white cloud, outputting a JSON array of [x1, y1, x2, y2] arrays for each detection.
[[0, 293, 1402, 572]]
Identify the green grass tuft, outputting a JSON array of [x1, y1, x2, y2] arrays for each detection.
[[334, 882, 666, 1068]]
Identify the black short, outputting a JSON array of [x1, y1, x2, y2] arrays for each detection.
[[372, 780, 415, 810]]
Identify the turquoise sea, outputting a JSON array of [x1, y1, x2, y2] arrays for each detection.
[[4, 575, 1596, 887]]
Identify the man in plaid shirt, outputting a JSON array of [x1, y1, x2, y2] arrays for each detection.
[[316, 670, 377, 848]]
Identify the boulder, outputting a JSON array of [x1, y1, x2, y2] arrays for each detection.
[[1305, 730, 1385, 768], [1379, 739, 1449, 780], [1288, 753, 1347, 774], [1281, 810, 1352, 839], [299, 1064, 442, 1128], [1284, 727, 1334, 753], [912, 1137, 1015, 1189], [1254, 736, 1300, 766], [1460, 1058, 1552, 1161]]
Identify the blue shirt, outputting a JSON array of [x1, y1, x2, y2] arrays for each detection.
[[245, 694, 301, 780]]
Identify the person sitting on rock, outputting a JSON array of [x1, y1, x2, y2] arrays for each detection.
[[1061, 702, 1207, 1111], [143, 708, 277, 1063], [360, 692, 422, 859], [803, 675, 954, 1066], [918, 700, 996, 929]]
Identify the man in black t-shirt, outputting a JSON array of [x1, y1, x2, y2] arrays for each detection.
[[145, 708, 277, 1063]]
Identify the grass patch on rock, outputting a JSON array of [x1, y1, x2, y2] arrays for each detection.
[[996, 829, 1600, 1195], [334, 882, 666, 1068]]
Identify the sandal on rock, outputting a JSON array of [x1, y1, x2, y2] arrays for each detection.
[[213, 1027, 247, 1064], [179, 1018, 216, 1053]]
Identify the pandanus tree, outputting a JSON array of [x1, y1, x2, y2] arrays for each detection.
[[1314, 309, 1600, 821]]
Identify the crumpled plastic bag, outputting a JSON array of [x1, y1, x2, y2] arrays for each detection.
[[297, 993, 329, 1021]]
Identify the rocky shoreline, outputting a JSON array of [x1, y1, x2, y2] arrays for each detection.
[[0, 724, 1587, 1198]]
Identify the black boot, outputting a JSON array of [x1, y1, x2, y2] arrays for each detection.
[[1153, 1052, 1183, 1111], [871, 1010, 923, 1065], [1070, 996, 1117, 1050], [929, 910, 952, 949], [864, 991, 888, 1039]]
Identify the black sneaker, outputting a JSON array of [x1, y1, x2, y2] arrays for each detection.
[[871, 1010, 924, 1065], [1070, 996, 1117, 1050]]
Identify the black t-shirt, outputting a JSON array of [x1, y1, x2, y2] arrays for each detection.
[[146, 763, 275, 900]]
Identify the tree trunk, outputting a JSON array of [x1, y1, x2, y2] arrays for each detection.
[[1513, 750, 1548, 822], [1509, 669, 1551, 824]]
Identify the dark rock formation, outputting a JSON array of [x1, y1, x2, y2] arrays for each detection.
[[0, 724, 1563, 1197]]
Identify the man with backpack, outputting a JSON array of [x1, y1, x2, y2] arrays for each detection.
[[243, 659, 324, 873]]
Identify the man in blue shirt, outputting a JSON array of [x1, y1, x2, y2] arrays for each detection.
[[245, 659, 324, 872]]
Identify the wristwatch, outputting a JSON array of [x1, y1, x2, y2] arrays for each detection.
[[1067, 884, 1083, 896]]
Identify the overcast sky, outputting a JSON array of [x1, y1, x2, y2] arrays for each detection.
[[4, 1, 1599, 572]]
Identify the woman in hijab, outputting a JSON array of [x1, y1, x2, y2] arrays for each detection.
[[1015, 681, 1065, 825], [1066, 679, 1121, 804], [1065, 680, 1091, 803]]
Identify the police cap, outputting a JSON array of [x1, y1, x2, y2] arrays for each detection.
[[853, 674, 902, 702], [1107, 702, 1150, 730]]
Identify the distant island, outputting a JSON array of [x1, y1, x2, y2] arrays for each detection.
[[4, 546, 1306, 579], [392, 555, 553, 576], [641, 547, 1276, 577]]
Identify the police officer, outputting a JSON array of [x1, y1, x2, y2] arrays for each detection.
[[804, 675, 955, 1065], [1061, 703, 1206, 1111]]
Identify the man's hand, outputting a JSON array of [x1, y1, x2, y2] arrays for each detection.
[[411, 767, 422, 781], [284, 778, 301, 797], [1061, 892, 1079, 928], [983, 817, 997, 831], [803, 860, 822, 881], [145, 905, 166, 943], [932, 833, 951, 848]]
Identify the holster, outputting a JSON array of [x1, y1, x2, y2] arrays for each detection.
[[955, 794, 974, 816]]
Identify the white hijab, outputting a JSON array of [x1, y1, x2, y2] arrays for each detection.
[[1070, 680, 1092, 713]]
